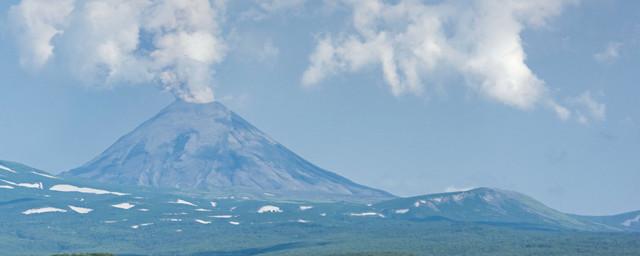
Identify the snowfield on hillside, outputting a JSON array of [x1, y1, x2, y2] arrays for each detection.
[[112, 203, 136, 210], [22, 207, 67, 215], [0, 164, 16, 173], [50, 184, 127, 196], [258, 205, 282, 213]]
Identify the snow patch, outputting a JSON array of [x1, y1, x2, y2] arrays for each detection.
[[103, 219, 127, 224], [210, 215, 233, 219], [482, 194, 496, 202], [299, 205, 313, 211], [0, 185, 14, 189], [132, 223, 154, 229], [452, 193, 467, 202], [1, 179, 43, 189], [622, 215, 640, 227], [170, 199, 198, 207], [349, 212, 385, 218], [68, 205, 93, 214], [430, 197, 444, 203], [195, 219, 211, 224], [297, 219, 310, 223], [22, 207, 67, 215], [0, 164, 16, 173], [138, 208, 150, 212], [415, 199, 440, 211], [395, 209, 410, 214], [50, 184, 127, 196], [228, 221, 240, 225], [31, 171, 58, 179], [112, 203, 135, 210], [258, 205, 282, 213], [195, 208, 212, 212], [163, 212, 188, 216]]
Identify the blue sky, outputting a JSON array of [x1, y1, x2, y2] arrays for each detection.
[[0, 0, 638, 215]]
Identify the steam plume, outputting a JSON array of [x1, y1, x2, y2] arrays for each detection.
[[9, 0, 226, 103]]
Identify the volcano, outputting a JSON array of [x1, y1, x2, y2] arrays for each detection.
[[64, 100, 393, 202]]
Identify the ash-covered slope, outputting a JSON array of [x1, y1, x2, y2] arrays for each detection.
[[64, 100, 393, 202]]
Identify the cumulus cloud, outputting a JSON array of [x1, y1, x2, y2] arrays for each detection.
[[302, 0, 577, 112], [9, 0, 226, 103], [8, 0, 75, 69], [594, 42, 623, 63]]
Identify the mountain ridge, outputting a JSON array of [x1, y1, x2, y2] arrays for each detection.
[[5, 159, 640, 233], [374, 187, 610, 231]]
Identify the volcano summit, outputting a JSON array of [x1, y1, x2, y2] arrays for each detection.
[[65, 101, 393, 202]]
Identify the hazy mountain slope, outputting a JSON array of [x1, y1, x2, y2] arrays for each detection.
[[374, 188, 614, 231], [63, 101, 393, 202], [572, 210, 640, 232]]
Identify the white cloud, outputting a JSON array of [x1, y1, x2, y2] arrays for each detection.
[[8, 0, 75, 69], [594, 42, 623, 63], [256, 0, 305, 12], [65, 1, 150, 85], [242, 0, 306, 21], [9, 0, 226, 103], [547, 99, 572, 121], [569, 91, 606, 124], [303, 0, 577, 111], [258, 39, 280, 62], [301, 36, 340, 86]]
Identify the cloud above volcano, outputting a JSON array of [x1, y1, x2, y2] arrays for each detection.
[[9, 0, 226, 103]]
